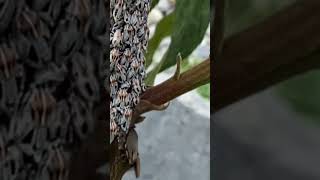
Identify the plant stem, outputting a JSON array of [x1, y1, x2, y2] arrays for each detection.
[[109, 58, 211, 180], [141, 58, 210, 106], [110, 141, 131, 180], [213, 0, 320, 112]]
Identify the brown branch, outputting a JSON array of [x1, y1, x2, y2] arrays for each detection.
[[108, 58, 211, 180], [110, 141, 131, 180], [69, 46, 211, 180], [213, 0, 320, 112], [141, 58, 210, 106], [77, 59, 212, 180], [107, 58, 211, 179]]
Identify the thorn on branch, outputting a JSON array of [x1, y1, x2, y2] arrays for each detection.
[[131, 99, 170, 126], [134, 156, 141, 178], [125, 129, 139, 165], [173, 53, 182, 80], [136, 100, 169, 116], [133, 116, 146, 125]]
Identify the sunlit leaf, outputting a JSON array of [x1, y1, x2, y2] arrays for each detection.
[[159, 0, 210, 72], [146, 13, 174, 68], [146, 0, 210, 85], [151, 0, 160, 10]]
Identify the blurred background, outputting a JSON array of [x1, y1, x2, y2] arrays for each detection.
[[214, 0, 320, 180], [122, 0, 211, 179]]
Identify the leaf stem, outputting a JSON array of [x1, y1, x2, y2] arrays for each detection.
[[142, 57, 210, 106]]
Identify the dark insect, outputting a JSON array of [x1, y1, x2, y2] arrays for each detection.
[[0, 0, 15, 34], [0, 45, 17, 79], [0, 0, 107, 179], [30, 88, 56, 126], [109, 0, 150, 145]]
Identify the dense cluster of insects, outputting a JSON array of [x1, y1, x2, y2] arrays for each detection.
[[109, 0, 151, 147], [0, 0, 106, 179]]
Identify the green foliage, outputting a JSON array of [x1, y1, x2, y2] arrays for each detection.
[[159, 0, 210, 71], [146, 13, 174, 68], [151, 0, 160, 10], [197, 83, 210, 100], [146, 0, 210, 85]]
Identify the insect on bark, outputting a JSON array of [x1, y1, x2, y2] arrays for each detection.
[[109, 0, 151, 147]]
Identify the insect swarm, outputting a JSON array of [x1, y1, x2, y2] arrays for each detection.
[[0, 0, 106, 179], [109, 0, 150, 147], [108, 0, 151, 179]]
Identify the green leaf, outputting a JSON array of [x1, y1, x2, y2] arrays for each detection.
[[197, 83, 210, 100], [159, 0, 210, 72], [146, 0, 210, 85], [145, 65, 160, 86], [146, 13, 175, 68], [151, 0, 160, 10], [277, 70, 320, 121]]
